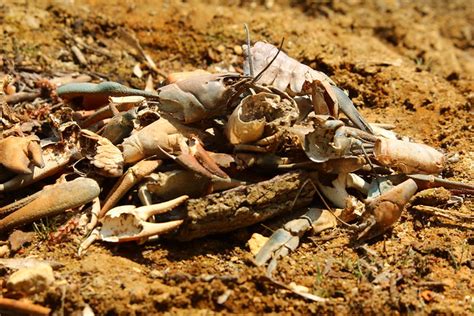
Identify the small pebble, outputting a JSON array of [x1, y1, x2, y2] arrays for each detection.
[[7, 263, 55, 295], [149, 269, 165, 279], [217, 289, 232, 304], [0, 245, 10, 258], [8, 230, 35, 252], [233, 45, 243, 55], [248, 233, 269, 256]]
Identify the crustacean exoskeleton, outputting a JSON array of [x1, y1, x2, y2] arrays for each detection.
[[0, 177, 100, 233], [243, 41, 374, 133], [2, 29, 472, 286], [120, 116, 229, 180], [0, 135, 44, 174], [224, 90, 300, 152]]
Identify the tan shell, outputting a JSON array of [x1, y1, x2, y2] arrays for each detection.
[[166, 69, 210, 84], [225, 99, 265, 145], [374, 138, 445, 174]]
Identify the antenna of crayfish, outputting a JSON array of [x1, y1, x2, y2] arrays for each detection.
[[225, 38, 285, 109], [251, 37, 285, 84], [244, 24, 254, 77]]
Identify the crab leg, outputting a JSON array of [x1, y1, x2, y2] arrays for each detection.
[[407, 174, 474, 193], [0, 178, 100, 232], [99, 159, 162, 218], [255, 207, 340, 275]]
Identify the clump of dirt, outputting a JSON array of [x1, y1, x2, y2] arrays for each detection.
[[0, 0, 472, 314]]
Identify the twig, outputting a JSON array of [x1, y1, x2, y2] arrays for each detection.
[[71, 46, 87, 66], [5, 92, 41, 105], [244, 24, 254, 77], [117, 28, 168, 78], [0, 297, 51, 316], [412, 205, 473, 222], [259, 275, 328, 302]]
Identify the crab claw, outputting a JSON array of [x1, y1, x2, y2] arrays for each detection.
[[357, 179, 418, 241], [0, 135, 44, 174], [98, 195, 188, 243], [374, 138, 445, 174], [176, 137, 229, 181], [98, 159, 162, 219], [0, 178, 100, 233], [0, 149, 71, 192]]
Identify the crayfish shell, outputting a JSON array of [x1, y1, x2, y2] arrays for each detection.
[[80, 130, 124, 177], [374, 138, 445, 174], [225, 100, 265, 145], [243, 41, 335, 94], [225, 92, 299, 146]]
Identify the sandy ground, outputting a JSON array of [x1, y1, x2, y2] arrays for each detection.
[[0, 0, 473, 314]]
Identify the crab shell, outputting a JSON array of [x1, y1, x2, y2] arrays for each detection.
[[80, 130, 124, 177], [157, 73, 242, 124]]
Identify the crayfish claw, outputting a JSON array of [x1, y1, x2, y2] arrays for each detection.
[[177, 137, 229, 180], [0, 135, 44, 174], [357, 179, 418, 241]]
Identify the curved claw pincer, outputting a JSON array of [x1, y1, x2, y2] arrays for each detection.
[[83, 195, 188, 248], [357, 178, 418, 241]]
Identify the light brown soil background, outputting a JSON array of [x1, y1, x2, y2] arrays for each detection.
[[1, 0, 473, 314]]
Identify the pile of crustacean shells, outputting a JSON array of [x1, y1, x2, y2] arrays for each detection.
[[0, 41, 470, 266]]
